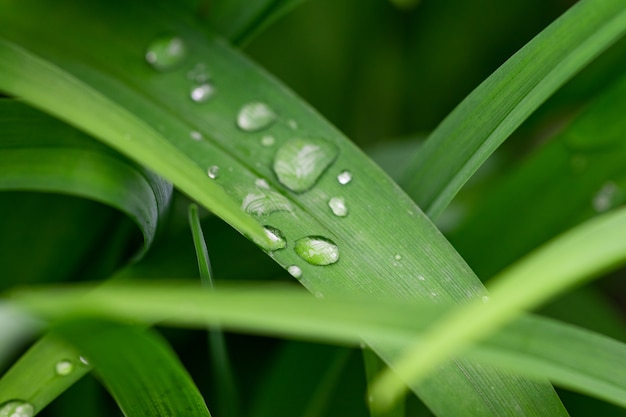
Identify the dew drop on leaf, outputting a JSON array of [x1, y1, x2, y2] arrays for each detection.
[[592, 181, 618, 212], [273, 138, 338, 193], [0, 401, 35, 417], [261, 135, 276, 147], [55, 359, 74, 376], [241, 190, 292, 216], [262, 226, 287, 251], [394, 254, 402, 261], [294, 236, 339, 265], [337, 170, 352, 185], [190, 131, 203, 141], [328, 197, 348, 217], [187, 63, 209, 83], [287, 265, 302, 278], [237, 102, 277, 132], [207, 165, 220, 179], [145, 35, 187, 71], [190, 83, 215, 103], [79, 356, 90, 366]]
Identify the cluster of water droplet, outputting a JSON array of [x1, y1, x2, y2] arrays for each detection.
[[0, 400, 34, 417]]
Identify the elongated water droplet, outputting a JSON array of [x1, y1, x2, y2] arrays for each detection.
[[242, 190, 292, 216], [237, 102, 276, 132], [145, 35, 187, 71], [191, 83, 215, 102], [593, 181, 618, 212], [273, 138, 338, 193], [262, 226, 287, 251], [337, 170, 352, 185], [261, 135, 276, 147], [207, 165, 220, 179], [79, 356, 90, 366], [55, 359, 74, 376], [190, 131, 203, 141], [287, 265, 302, 278], [0, 401, 34, 417], [328, 197, 348, 217], [294, 236, 339, 265]]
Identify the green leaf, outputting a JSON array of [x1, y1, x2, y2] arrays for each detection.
[[51, 318, 211, 417], [0, 100, 172, 255], [401, 0, 626, 219], [0, 1, 566, 415]]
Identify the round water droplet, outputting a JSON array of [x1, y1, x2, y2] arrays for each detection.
[[241, 190, 292, 216], [337, 170, 352, 185], [55, 359, 74, 376], [328, 197, 348, 217], [237, 102, 276, 132], [0, 400, 35, 417], [294, 236, 339, 266], [190, 131, 203, 141], [287, 265, 302, 279], [394, 254, 402, 261], [273, 138, 338, 193], [593, 181, 618, 212], [255, 178, 270, 189], [145, 35, 187, 71], [262, 226, 287, 251], [261, 135, 276, 147], [207, 165, 220, 179], [190, 83, 215, 103]]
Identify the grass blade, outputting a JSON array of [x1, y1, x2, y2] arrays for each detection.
[[401, 0, 626, 219]]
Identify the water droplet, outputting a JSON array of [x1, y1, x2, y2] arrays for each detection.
[[481, 295, 490, 303], [314, 291, 325, 299], [255, 178, 270, 189], [190, 83, 215, 103], [261, 135, 276, 147], [273, 138, 338, 193], [262, 226, 287, 251], [187, 63, 209, 84], [237, 102, 276, 132], [145, 35, 187, 71], [394, 254, 402, 261], [190, 131, 203, 141], [55, 359, 74, 376], [79, 356, 90, 366], [0, 401, 34, 417], [593, 181, 618, 212], [417, 275, 426, 281], [337, 170, 352, 185], [287, 119, 298, 130], [287, 265, 302, 279], [242, 190, 292, 216], [207, 165, 220, 179], [328, 197, 348, 217], [294, 236, 339, 266]]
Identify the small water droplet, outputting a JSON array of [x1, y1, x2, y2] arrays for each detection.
[[287, 265, 302, 279], [242, 190, 292, 216], [593, 181, 618, 212], [337, 170, 352, 185], [207, 165, 220, 179], [287, 119, 298, 130], [0, 401, 35, 417], [145, 35, 187, 71], [79, 356, 90, 366], [262, 226, 287, 251], [394, 254, 402, 261], [190, 83, 215, 102], [294, 236, 339, 266], [481, 295, 490, 303], [417, 275, 426, 281], [255, 178, 270, 189], [237, 102, 276, 132], [314, 291, 325, 299], [328, 197, 348, 217], [273, 138, 338, 193], [55, 359, 74, 376], [190, 131, 203, 141], [187, 63, 209, 84], [261, 135, 276, 147]]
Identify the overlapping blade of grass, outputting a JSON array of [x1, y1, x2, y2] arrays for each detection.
[[370, 205, 626, 409], [400, 0, 626, 219], [9, 281, 626, 409], [0, 304, 41, 371], [51, 318, 211, 417], [0, 100, 171, 254], [0, 1, 566, 415]]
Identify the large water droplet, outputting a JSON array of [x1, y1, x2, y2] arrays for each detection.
[[337, 170, 352, 185], [0, 401, 34, 417], [55, 359, 74, 376], [262, 226, 287, 251], [287, 265, 302, 279], [273, 138, 338, 193], [242, 190, 292, 216], [237, 102, 276, 132], [593, 181, 618, 212], [207, 165, 220, 179], [145, 35, 187, 71], [190, 83, 215, 103], [294, 236, 339, 266], [328, 197, 348, 217]]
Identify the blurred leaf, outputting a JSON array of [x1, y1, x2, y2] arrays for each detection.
[[401, 0, 626, 219], [0, 303, 42, 372]]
